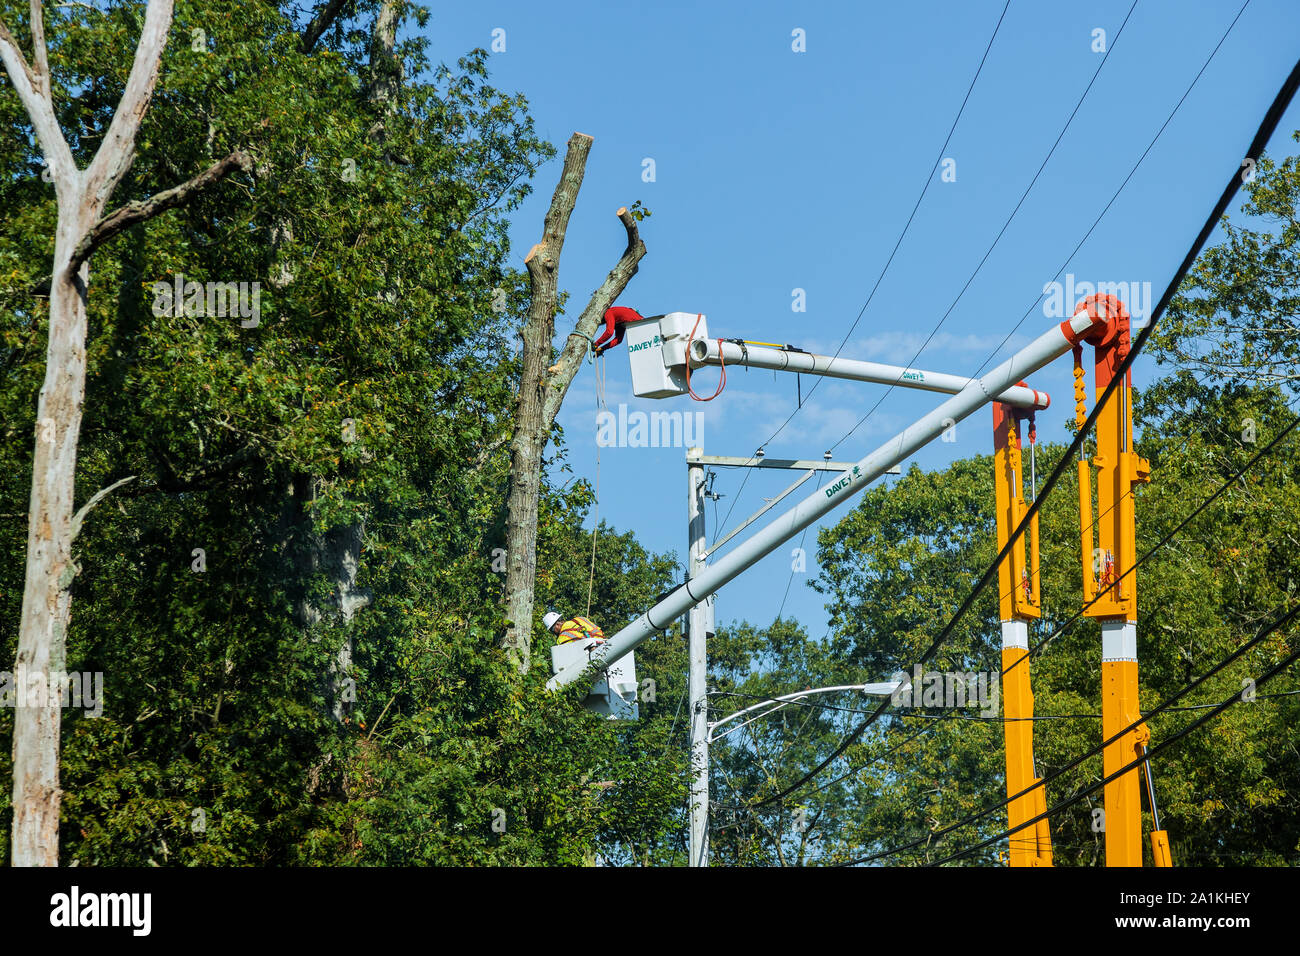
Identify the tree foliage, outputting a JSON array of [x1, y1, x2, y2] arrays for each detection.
[[1, 0, 687, 866]]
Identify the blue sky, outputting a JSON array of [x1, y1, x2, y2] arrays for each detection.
[[423, 1, 1300, 661]]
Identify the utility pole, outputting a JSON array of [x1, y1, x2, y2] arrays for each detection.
[[682, 448, 894, 866], [687, 447, 713, 867]]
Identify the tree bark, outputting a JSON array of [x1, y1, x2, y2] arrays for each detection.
[[1, 0, 242, 865], [501, 133, 646, 671]]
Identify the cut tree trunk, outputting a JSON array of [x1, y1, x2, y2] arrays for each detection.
[[501, 133, 646, 672]]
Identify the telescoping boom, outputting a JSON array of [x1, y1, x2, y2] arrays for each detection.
[[689, 338, 1050, 410], [548, 308, 1110, 690]]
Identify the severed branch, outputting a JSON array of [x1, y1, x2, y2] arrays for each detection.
[[540, 204, 645, 425], [69, 148, 253, 272]]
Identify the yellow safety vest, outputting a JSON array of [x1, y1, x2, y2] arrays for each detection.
[[556, 615, 605, 645]]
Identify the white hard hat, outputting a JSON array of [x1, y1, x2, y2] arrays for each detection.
[[543, 611, 561, 630]]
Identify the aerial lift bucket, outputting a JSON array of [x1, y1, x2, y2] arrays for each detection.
[[550, 640, 639, 720]]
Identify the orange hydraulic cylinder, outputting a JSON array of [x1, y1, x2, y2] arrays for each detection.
[[1072, 295, 1158, 867], [994, 401, 1051, 867], [1002, 641, 1053, 867]]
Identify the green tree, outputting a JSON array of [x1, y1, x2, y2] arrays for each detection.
[[1, 0, 689, 866]]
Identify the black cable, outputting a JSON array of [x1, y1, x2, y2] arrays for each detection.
[[710, 0, 1012, 544], [711, 688, 1101, 721], [925, 638, 1300, 867], [752, 50, 1300, 812], [774, 471, 825, 622], [966, 0, 1251, 381], [798, 408, 1300, 862], [718, 7, 1258, 808], [1000, 404, 1300, 687], [828, 0, 1142, 453], [728, 399, 1295, 819], [840, 598, 1300, 865], [710, 712, 941, 814]]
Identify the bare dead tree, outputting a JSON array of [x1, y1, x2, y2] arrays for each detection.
[[501, 132, 647, 671], [1, 0, 248, 865]]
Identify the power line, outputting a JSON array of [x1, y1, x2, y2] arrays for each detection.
[[710, 712, 942, 814], [924, 636, 1300, 866], [828, 0, 1143, 453], [763, 402, 1300, 859], [966, 0, 1251, 381], [709, 0, 1013, 544], [749, 47, 1300, 812], [839, 598, 1300, 865], [722, 400, 1297, 817], [773, 471, 825, 622], [999, 403, 1300, 687], [711, 687, 1097, 721]]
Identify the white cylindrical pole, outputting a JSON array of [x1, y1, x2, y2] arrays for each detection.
[[549, 312, 1102, 691], [687, 450, 710, 867], [691, 339, 1050, 410]]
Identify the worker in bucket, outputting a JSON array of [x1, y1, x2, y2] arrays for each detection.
[[592, 305, 644, 355], [544, 610, 606, 646]]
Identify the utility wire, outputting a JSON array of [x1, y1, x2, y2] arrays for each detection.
[[774, 471, 826, 622], [750, 49, 1300, 811], [999, 404, 1300, 687], [710, 712, 941, 814], [966, 0, 1251, 382], [768, 406, 1300, 859], [924, 637, 1300, 866], [829, 0, 1142, 453], [724, 399, 1296, 816], [840, 598, 1300, 865], [710, 0, 1012, 544]]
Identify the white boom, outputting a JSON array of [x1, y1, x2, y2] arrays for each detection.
[[690, 338, 1050, 410], [547, 310, 1102, 690]]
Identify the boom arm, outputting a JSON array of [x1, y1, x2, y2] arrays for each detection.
[[548, 308, 1109, 690]]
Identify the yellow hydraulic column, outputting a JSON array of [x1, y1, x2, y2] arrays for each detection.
[[1071, 294, 1165, 867], [993, 399, 1052, 867]]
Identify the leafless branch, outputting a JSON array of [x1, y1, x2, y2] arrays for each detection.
[[83, 0, 174, 209], [540, 205, 645, 424], [70, 475, 136, 542], [71, 148, 253, 271], [0, 11, 76, 182], [29, 1, 48, 99]]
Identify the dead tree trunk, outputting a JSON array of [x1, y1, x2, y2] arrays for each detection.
[[1, 0, 248, 865], [501, 133, 647, 671]]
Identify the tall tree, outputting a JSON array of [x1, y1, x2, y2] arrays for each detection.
[[0, 0, 249, 866], [502, 132, 646, 671]]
